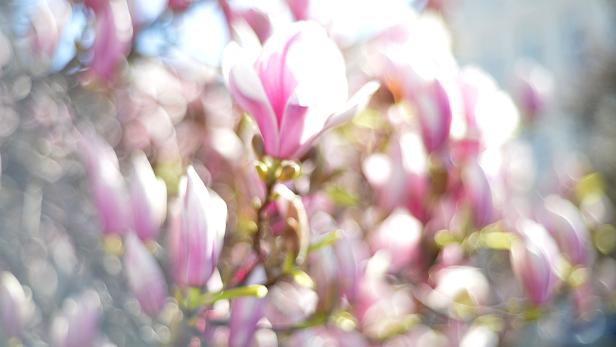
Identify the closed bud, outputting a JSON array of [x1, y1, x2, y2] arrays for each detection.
[[124, 233, 167, 316], [129, 152, 167, 242], [229, 267, 267, 347], [510, 219, 560, 306], [50, 290, 101, 347], [169, 166, 228, 288], [542, 195, 591, 266], [0, 272, 34, 339], [80, 133, 129, 236]]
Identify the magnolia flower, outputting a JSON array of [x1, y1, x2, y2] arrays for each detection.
[[129, 152, 167, 242], [363, 132, 429, 221], [542, 195, 591, 266], [287, 0, 310, 21], [80, 133, 129, 236], [510, 219, 560, 306], [0, 272, 33, 338], [369, 209, 422, 272], [167, 0, 193, 12], [169, 166, 227, 287], [229, 267, 267, 347], [513, 60, 553, 122], [462, 162, 494, 228], [124, 233, 167, 316], [50, 290, 101, 347], [86, 0, 132, 82], [223, 21, 378, 159]]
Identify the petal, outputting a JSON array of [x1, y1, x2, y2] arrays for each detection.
[[289, 81, 379, 159], [223, 42, 280, 156]]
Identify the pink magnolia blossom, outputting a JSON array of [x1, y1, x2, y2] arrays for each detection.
[[169, 166, 227, 287], [50, 290, 101, 347], [461, 162, 494, 228], [287, 0, 310, 21], [124, 233, 168, 316], [369, 209, 422, 272], [129, 152, 167, 242], [541, 195, 591, 266], [510, 219, 560, 306], [86, 0, 133, 83], [229, 267, 267, 347], [223, 21, 378, 159], [363, 132, 430, 221], [0, 272, 33, 338], [80, 133, 130, 236]]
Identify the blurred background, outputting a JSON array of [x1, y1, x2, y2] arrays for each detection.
[[1, 0, 616, 346]]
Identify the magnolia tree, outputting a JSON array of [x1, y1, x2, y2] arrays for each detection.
[[1, 0, 615, 346]]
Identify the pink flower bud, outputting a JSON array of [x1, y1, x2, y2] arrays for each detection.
[[50, 290, 101, 347], [129, 152, 167, 242], [287, 0, 310, 21], [169, 166, 227, 287], [0, 272, 33, 338], [510, 219, 560, 306], [513, 60, 553, 122], [124, 233, 167, 316], [87, 1, 133, 83], [369, 209, 422, 272], [80, 133, 130, 236], [462, 162, 494, 228], [229, 267, 267, 347], [541, 196, 591, 266], [416, 78, 453, 153], [223, 21, 378, 159]]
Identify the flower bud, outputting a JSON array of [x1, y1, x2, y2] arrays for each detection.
[[129, 152, 167, 242], [229, 267, 267, 347], [124, 233, 167, 316], [0, 272, 33, 338], [462, 162, 494, 228], [542, 195, 591, 266], [50, 290, 101, 347], [80, 133, 129, 236], [169, 166, 228, 287], [510, 219, 560, 306]]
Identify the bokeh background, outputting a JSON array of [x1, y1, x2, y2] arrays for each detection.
[[1, 0, 616, 346]]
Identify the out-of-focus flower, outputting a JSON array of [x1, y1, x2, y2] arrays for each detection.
[[129, 152, 167, 242], [456, 66, 520, 154], [510, 219, 560, 306], [124, 233, 167, 316], [363, 132, 429, 221], [229, 267, 267, 347], [0, 272, 34, 339], [80, 133, 130, 236], [427, 266, 490, 314], [235, 8, 272, 44], [28, 0, 71, 60], [287, 0, 310, 21], [265, 281, 318, 328], [223, 21, 378, 159], [513, 59, 553, 122], [85, 0, 133, 83], [541, 195, 591, 266], [374, 15, 460, 153], [50, 290, 101, 347], [462, 162, 494, 228], [169, 166, 227, 287], [369, 209, 422, 272]]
